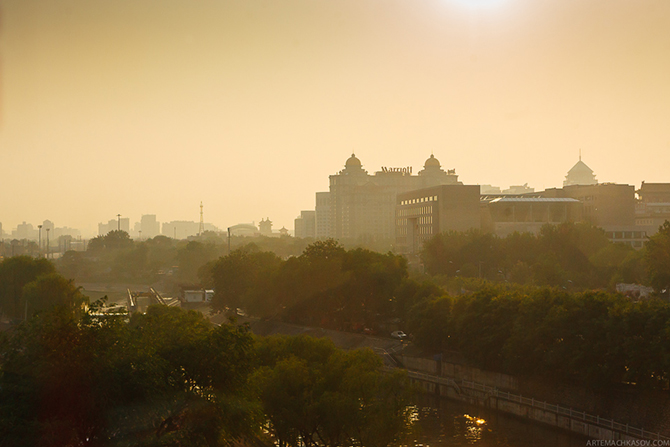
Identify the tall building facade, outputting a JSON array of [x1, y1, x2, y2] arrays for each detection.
[[315, 192, 331, 239], [327, 154, 461, 242], [294, 211, 316, 239], [140, 214, 161, 239]]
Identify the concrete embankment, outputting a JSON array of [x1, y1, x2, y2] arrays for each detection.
[[398, 353, 670, 441], [244, 319, 670, 441]]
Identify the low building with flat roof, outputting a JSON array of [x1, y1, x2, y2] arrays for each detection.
[[484, 197, 582, 237], [396, 185, 481, 254]]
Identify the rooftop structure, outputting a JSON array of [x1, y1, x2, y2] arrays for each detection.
[[564, 154, 597, 187]]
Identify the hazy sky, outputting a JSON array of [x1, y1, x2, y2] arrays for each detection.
[[2, 0, 669, 236]]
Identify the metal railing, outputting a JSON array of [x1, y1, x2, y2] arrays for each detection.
[[403, 369, 669, 441]]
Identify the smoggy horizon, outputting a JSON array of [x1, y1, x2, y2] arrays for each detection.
[[2, 0, 669, 234]]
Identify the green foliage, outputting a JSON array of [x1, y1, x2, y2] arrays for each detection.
[[645, 220, 670, 293], [406, 295, 453, 353], [22, 273, 87, 318], [174, 240, 219, 284], [421, 222, 640, 289], [0, 256, 56, 320], [210, 246, 283, 314], [0, 304, 260, 446], [207, 241, 409, 331], [409, 284, 670, 390], [253, 335, 412, 447]]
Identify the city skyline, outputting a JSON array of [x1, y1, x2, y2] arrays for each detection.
[[2, 0, 669, 233]]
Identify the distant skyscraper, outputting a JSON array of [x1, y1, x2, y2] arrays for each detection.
[[42, 219, 54, 232], [315, 192, 331, 239], [294, 211, 316, 238], [140, 214, 161, 239], [13, 222, 37, 240]]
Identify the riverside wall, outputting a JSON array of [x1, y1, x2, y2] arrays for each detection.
[[399, 353, 670, 440], [244, 319, 670, 440]]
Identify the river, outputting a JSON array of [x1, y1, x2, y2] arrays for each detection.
[[404, 395, 590, 446]]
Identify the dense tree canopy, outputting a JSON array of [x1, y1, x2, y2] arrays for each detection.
[[406, 285, 670, 389], [253, 335, 412, 447], [645, 221, 670, 294], [208, 240, 408, 331], [0, 256, 56, 320], [421, 222, 646, 289]]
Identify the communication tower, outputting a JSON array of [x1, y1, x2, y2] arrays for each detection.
[[199, 202, 204, 235]]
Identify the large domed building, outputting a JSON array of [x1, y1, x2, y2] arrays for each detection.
[[315, 153, 462, 241]]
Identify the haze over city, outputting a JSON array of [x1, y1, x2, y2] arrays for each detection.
[[2, 0, 669, 235]]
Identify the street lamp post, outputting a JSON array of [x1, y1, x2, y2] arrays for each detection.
[[46, 228, 50, 259], [227, 227, 231, 254], [38, 225, 43, 257]]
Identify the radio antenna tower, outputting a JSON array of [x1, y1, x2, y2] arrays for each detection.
[[198, 202, 204, 236]]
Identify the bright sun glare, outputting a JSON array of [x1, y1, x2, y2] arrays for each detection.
[[448, 0, 507, 9]]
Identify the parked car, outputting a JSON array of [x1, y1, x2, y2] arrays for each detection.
[[391, 330, 407, 340]]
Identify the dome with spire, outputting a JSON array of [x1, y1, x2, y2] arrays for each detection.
[[424, 154, 441, 168], [345, 153, 362, 167]]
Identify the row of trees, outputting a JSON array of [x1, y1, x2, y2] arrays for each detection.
[[206, 240, 410, 331], [407, 286, 670, 389], [421, 222, 646, 290], [203, 233, 670, 390], [0, 271, 413, 446], [57, 230, 317, 286]]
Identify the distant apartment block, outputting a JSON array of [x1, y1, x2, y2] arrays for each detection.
[[315, 192, 331, 239], [294, 211, 316, 239], [98, 218, 130, 235], [140, 214, 161, 239], [13, 222, 37, 240]]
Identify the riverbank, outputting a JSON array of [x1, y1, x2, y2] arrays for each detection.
[[243, 318, 670, 440]]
